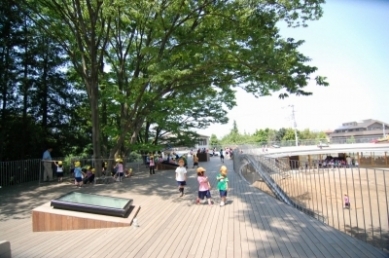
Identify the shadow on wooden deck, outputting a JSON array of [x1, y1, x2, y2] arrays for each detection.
[[0, 157, 387, 257]]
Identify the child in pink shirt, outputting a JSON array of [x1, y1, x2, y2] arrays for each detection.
[[114, 158, 124, 181], [196, 167, 213, 205], [149, 156, 155, 175], [344, 194, 350, 208]]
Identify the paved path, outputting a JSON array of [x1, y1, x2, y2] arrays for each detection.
[[0, 157, 387, 257]]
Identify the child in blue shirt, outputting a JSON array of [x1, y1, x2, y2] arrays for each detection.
[[73, 161, 84, 187]]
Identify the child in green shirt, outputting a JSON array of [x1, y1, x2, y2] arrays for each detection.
[[217, 165, 229, 206]]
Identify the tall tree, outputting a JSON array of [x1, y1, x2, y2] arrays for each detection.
[[25, 0, 328, 166], [25, 0, 115, 174], [0, 2, 85, 160], [0, 0, 22, 159], [96, 0, 329, 158]]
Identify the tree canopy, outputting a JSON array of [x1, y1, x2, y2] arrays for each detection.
[[220, 126, 328, 147], [1, 0, 328, 165]]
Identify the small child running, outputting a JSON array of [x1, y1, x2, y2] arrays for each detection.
[[196, 167, 213, 205], [192, 154, 199, 168], [217, 165, 229, 206]]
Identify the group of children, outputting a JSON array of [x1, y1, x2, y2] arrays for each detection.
[[72, 161, 96, 187], [53, 157, 133, 187], [175, 158, 229, 206]]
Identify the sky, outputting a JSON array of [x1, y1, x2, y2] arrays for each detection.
[[198, 0, 389, 138]]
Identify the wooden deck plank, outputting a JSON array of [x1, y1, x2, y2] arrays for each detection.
[[236, 178, 250, 257], [96, 188, 179, 257], [137, 180, 197, 257], [186, 198, 215, 257], [178, 203, 215, 258], [232, 193, 243, 258], [172, 194, 214, 257], [162, 180, 206, 258], [255, 193, 305, 258], [0, 158, 387, 258], [131, 202, 185, 257], [236, 177, 277, 258], [209, 200, 227, 258], [238, 184, 262, 257], [264, 193, 329, 258], [195, 169, 225, 258], [190, 203, 218, 258], [198, 199, 221, 258], [23, 230, 87, 258], [126, 171, 200, 258], [277, 206, 354, 256], [246, 186, 277, 258]]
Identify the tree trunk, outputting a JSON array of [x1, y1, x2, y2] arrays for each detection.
[[87, 76, 102, 177]]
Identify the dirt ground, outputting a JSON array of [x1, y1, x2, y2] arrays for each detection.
[[240, 166, 389, 252]]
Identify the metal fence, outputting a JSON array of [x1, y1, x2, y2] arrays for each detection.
[[0, 156, 152, 188], [233, 150, 389, 252], [230, 136, 381, 148], [0, 159, 42, 187]]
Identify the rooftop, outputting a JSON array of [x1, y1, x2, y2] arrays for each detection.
[[0, 158, 386, 257]]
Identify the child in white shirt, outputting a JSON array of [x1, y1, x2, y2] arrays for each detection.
[[175, 159, 187, 197]]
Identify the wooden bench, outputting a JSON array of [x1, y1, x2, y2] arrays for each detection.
[[157, 163, 178, 170], [197, 152, 210, 162]]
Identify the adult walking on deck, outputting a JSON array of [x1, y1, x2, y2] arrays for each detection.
[[42, 147, 53, 181]]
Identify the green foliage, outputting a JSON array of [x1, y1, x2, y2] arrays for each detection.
[[6, 0, 328, 162], [209, 134, 220, 148], [219, 122, 329, 147], [253, 129, 269, 143], [129, 143, 164, 153], [127, 151, 142, 162], [282, 128, 297, 142], [276, 128, 287, 142], [346, 136, 356, 144], [0, 3, 90, 160]]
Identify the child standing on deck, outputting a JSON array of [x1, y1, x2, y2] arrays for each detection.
[[217, 165, 229, 206], [176, 159, 187, 197], [114, 158, 124, 181], [196, 167, 213, 205], [344, 194, 350, 209], [55, 161, 64, 182], [220, 149, 224, 163], [73, 161, 83, 187], [149, 155, 155, 175], [192, 154, 199, 168]]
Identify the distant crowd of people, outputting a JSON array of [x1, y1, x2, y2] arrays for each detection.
[[41, 146, 236, 192]]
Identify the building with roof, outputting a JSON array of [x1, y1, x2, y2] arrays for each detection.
[[330, 119, 389, 143], [195, 134, 210, 150]]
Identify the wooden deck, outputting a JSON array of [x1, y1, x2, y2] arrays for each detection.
[[0, 158, 387, 258]]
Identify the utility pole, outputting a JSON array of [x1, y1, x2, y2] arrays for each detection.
[[383, 123, 386, 138], [289, 105, 299, 146]]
